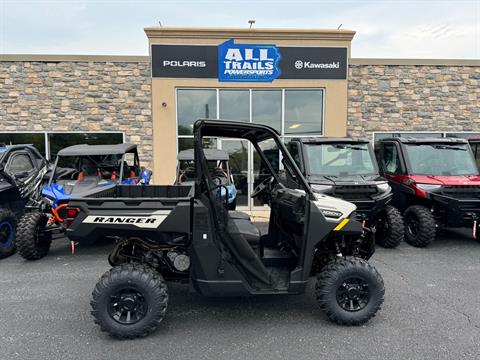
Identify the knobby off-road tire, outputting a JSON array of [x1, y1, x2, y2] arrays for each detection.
[[91, 263, 168, 339], [404, 205, 435, 247], [16, 211, 52, 260], [0, 209, 17, 259], [375, 205, 404, 248], [315, 257, 385, 325]]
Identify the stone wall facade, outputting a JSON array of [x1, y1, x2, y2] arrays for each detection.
[[0, 60, 152, 166], [1, 58, 479, 166], [347, 64, 480, 138]]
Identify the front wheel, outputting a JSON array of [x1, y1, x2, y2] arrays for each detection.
[[16, 211, 52, 260], [375, 205, 404, 248], [404, 205, 435, 247], [0, 209, 17, 259], [91, 263, 168, 339], [315, 257, 385, 325]]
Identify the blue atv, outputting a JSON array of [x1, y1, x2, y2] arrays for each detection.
[[16, 143, 152, 260], [0, 144, 49, 259], [176, 149, 238, 210]]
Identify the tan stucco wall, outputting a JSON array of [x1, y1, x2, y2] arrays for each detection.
[[145, 27, 355, 184]]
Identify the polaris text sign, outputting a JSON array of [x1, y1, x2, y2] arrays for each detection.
[[218, 39, 282, 82], [151, 43, 347, 80]]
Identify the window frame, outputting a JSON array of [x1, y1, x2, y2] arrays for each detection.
[[0, 131, 126, 160], [175, 87, 326, 154]]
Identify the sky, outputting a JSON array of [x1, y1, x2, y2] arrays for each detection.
[[0, 0, 479, 59]]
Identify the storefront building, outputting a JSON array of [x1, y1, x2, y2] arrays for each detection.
[[146, 27, 355, 209], [0, 27, 479, 211]]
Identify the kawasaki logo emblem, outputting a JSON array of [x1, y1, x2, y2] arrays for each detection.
[[294, 60, 340, 69], [83, 210, 171, 229]]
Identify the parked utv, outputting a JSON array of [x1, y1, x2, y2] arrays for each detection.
[[376, 137, 480, 247], [176, 148, 238, 210], [66, 120, 385, 339], [16, 143, 152, 260], [0, 144, 48, 258], [287, 137, 404, 248]]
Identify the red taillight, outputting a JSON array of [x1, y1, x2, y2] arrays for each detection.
[[66, 207, 80, 227]]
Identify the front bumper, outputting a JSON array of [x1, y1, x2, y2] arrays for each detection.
[[430, 192, 480, 227]]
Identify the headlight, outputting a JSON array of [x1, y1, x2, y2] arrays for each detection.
[[416, 184, 442, 191], [311, 184, 333, 193], [376, 182, 391, 192]]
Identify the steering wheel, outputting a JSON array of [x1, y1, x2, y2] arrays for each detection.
[[251, 176, 274, 198]]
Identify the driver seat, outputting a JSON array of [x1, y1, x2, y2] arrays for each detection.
[[229, 216, 261, 247]]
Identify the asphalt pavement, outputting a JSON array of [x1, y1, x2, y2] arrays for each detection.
[[1, 226, 480, 360]]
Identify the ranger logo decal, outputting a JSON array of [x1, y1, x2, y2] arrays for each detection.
[[83, 210, 171, 229]]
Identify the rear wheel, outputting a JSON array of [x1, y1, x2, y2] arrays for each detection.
[[375, 205, 404, 248], [91, 263, 168, 339], [315, 257, 384, 325], [404, 205, 435, 247], [16, 211, 52, 260], [0, 209, 17, 259]]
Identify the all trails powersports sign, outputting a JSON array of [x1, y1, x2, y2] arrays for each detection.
[[151, 39, 347, 81]]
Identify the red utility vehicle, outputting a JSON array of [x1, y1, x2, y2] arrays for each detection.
[[376, 137, 480, 247]]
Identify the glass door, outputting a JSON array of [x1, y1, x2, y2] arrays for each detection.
[[219, 139, 249, 209]]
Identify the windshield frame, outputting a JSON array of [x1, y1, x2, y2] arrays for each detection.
[[403, 143, 480, 176], [302, 142, 379, 177]]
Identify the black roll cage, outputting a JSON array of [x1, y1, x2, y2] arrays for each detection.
[[192, 119, 314, 199]]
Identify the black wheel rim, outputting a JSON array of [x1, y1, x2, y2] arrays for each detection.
[[108, 288, 148, 325], [336, 277, 370, 312], [407, 215, 419, 237], [0, 221, 14, 248]]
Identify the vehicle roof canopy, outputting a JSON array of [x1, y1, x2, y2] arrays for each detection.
[[178, 149, 229, 161], [380, 137, 468, 145], [194, 119, 278, 142], [57, 143, 137, 156], [291, 137, 370, 144]]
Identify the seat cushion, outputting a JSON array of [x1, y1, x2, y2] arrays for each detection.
[[231, 218, 261, 246], [229, 211, 251, 220]]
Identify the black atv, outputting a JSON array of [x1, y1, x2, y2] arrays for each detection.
[[66, 120, 385, 339], [0, 144, 48, 258], [287, 138, 404, 248]]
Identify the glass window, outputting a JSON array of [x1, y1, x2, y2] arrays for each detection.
[[219, 90, 249, 122], [304, 143, 376, 176], [48, 133, 123, 159], [0, 133, 46, 156], [177, 89, 217, 135], [285, 90, 323, 135], [220, 139, 249, 207], [253, 138, 279, 206], [7, 153, 35, 174], [445, 132, 480, 139], [287, 142, 302, 169], [178, 137, 217, 153], [382, 143, 402, 174], [404, 144, 478, 176], [252, 90, 281, 132]]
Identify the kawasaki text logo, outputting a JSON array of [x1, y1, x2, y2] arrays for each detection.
[[294, 60, 340, 69]]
